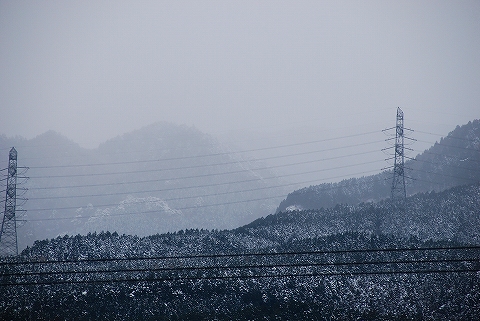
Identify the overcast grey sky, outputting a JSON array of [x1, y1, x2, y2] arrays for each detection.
[[1, 0, 479, 149]]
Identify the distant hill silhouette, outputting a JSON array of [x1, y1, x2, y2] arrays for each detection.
[[0, 123, 288, 250], [277, 119, 480, 212]]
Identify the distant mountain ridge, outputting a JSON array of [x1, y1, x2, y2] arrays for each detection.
[[277, 119, 480, 212], [0, 122, 288, 250]]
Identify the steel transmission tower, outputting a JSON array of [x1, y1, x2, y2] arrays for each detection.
[[383, 107, 414, 202], [0, 148, 20, 256], [391, 108, 407, 200]]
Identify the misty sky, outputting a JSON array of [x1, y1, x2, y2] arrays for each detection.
[[1, 1, 479, 149]]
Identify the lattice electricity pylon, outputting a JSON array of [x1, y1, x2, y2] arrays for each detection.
[[0, 147, 28, 257], [382, 107, 415, 202]]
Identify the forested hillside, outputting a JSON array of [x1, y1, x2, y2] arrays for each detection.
[[1, 182, 479, 320], [3, 233, 478, 320], [256, 183, 480, 245], [277, 120, 480, 212]]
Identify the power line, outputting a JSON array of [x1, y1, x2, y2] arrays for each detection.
[[28, 141, 383, 178], [415, 129, 480, 143], [3, 268, 478, 287], [9, 130, 381, 163], [412, 148, 480, 165], [23, 163, 383, 195], [0, 110, 392, 154], [7, 128, 479, 186], [26, 151, 383, 200], [26, 172, 363, 203], [4, 123, 479, 226], [2, 257, 477, 279], [25, 156, 383, 193], [23, 138, 479, 188], [4, 245, 478, 266], [411, 160, 480, 180], [415, 139, 480, 152], [23, 170, 387, 222], [0, 112, 474, 159], [24, 163, 384, 215], [29, 157, 382, 196], [22, 166, 480, 221]]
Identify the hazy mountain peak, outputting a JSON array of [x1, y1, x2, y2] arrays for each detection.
[[30, 130, 82, 149], [97, 122, 216, 154]]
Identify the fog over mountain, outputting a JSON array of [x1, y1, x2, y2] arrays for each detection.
[[0, 122, 290, 250], [1, 1, 479, 150]]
